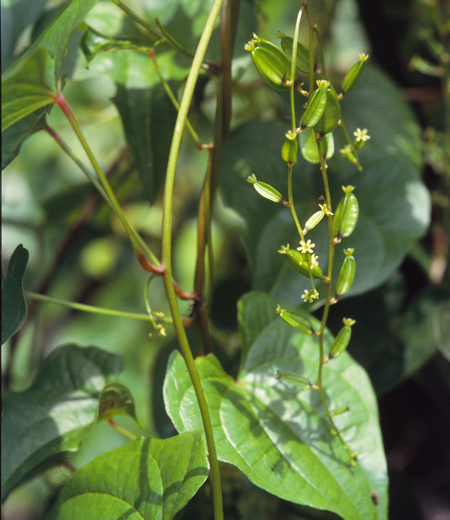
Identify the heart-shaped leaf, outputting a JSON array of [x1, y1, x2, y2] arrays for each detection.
[[1, 244, 29, 345], [220, 66, 430, 304], [46, 431, 209, 520], [1, 344, 125, 502], [164, 291, 388, 520]]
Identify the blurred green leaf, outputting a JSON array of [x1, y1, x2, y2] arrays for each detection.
[[164, 291, 388, 520], [1, 0, 49, 70], [46, 431, 209, 520], [220, 66, 430, 304], [1, 344, 125, 502], [1, 244, 29, 345], [80, 26, 153, 64], [96, 382, 138, 423], [396, 286, 450, 378], [1, 111, 47, 170], [113, 83, 178, 204]]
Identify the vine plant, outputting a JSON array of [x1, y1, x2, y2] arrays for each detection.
[[244, 3, 370, 467], [2, 0, 418, 519]]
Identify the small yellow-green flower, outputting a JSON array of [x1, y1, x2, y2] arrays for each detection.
[[302, 289, 319, 303], [353, 128, 370, 142], [309, 254, 319, 268], [319, 203, 333, 216], [298, 239, 315, 254]]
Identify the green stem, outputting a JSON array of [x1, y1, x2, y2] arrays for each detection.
[[303, 1, 315, 95], [109, 0, 159, 38], [315, 139, 355, 466], [154, 17, 197, 62], [44, 125, 111, 206], [160, 0, 225, 518], [338, 120, 362, 172], [53, 93, 159, 266], [148, 49, 204, 149], [290, 6, 304, 134], [107, 418, 137, 441], [313, 27, 328, 80], [287, 164, 305, 241], [25, 292, 156, 322]]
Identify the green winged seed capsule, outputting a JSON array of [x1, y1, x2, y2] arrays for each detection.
[[299, 127, 334, 164], [281, 138, 298, 163], [277, 32, 311, 73], [247, 174, 286, 204], [303, 210, 325, 234], [333, 186, 359, 241], [341, 53, 369, 94], [335, 249, 355, 299], [329, 318, 355, 360], [314, 88, 341, 135], [276, 305, 313, 334], [276, 370, 311, 389], [300, 84, 328, 129], [279, 245, 325, 280], [246, 35, 294, 91]]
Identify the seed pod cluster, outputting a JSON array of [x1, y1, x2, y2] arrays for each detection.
[[335, 248, 355, 299], [279, 244, 326, 280], [328, 318, 356, 360], [333, 186, 359, 242], [276, 305, 314, 334], [245, 34, 295, 91]]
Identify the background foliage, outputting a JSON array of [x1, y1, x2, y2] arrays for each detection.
[[2, 0, 449, 519]]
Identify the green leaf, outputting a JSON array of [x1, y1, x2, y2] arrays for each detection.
[[2, 48, 56, 131], [113, 83, 178, 204], [164, 292, 388, 520], [220, 66, 430, 303], [96, 382, 138, 423], [46, 431, 209, 520], [1, 0, 96, 160], [1, 344, 125, 502], [1, 244, 29, 345]]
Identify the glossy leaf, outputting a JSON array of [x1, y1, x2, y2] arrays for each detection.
[[1, 344, 125, 502], [96, 382, 138, 423], [113, 83, 178, 204], [46, 431, 209, 520], [1, 244, 29, 345], [220, 66, 430, 303], [164, 292, 388, 520]]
